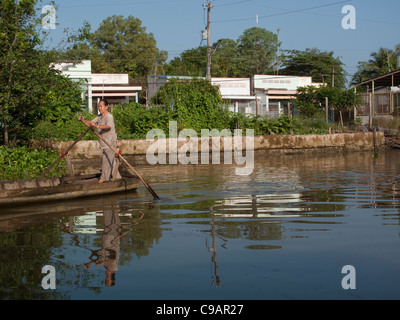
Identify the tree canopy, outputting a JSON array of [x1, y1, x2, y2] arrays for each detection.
[[280, 48, 347, 89], [163, 27, 280, 78], [59, 15, 167, 79], [351, 45, 400, 85], [0, 0, 84, 146], [294, 85, 361, 117]]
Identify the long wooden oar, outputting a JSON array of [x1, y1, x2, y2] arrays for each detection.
[[80, 120, 160, 200], [39, 127, 92, 179]]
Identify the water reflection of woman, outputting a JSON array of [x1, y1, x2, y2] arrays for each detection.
[[84, 209, 121, 287]]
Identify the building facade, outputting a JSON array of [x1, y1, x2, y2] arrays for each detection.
[[52, 60, 142, 113], [148, 74, 324, 117], [253, 75, 324, 117]]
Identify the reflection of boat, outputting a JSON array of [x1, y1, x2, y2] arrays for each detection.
[[0, 173, 140, 207]]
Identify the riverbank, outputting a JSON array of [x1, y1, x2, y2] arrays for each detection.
[[50, 132, 385, 159]]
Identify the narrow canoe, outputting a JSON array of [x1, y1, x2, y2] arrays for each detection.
[[0, 173, 140, 207]]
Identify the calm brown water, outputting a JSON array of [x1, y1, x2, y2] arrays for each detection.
[[0, 149, 399, 300]]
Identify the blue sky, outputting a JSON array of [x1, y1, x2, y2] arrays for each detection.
[[40, 0, 400, 84]]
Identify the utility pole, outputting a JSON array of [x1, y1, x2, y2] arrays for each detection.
[[205, 0, 213, 80], [276, 28, 280, 76], [331, 66, 335, 87]]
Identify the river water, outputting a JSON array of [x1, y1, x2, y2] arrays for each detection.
[[0, 149, 399, 300]]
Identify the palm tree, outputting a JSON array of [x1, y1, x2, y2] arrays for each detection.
[[351, 46, 399, 85]]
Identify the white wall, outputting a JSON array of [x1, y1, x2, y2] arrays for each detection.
[[91, 73, 129, 85], [211, 77, 251, 96], [254, 75, 315, 91]]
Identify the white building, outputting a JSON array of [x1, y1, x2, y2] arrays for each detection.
[[90, 73, 142, 112], [147, 74, 324, 117], [253, 75, 324, 117], [211, 77, 255, 115], [147, 75, 255, 114], [51, 60, 93, 111], [52, 60, 142, 113]]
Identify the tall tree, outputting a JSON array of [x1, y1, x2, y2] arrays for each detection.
[[165, 46, 207, 77], [0, 0, 37, 145], [90, 15, 167, 77], [211, 38, 240, 77], [281, 48, 346, 89], [295, 85, 361, 118], [164, 27, 279, 78], [236, 27, 279, 76], [0, 0, 83, 146]]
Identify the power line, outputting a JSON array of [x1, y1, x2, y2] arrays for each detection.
[[213, 0, 351, 23], [213, 0, 255, 8], [58, 0, 188, 9]]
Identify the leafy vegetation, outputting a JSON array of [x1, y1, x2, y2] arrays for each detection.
[[0, 0, 85, 146], [112, 102, 171, 139], [295, 85, 361, 118], [280, 48, 347, 89], [164, 27, 279, 78], [31, 110, 97, 142], [29, 80, 344, 143], [351, 45, 400, 85], [0, 146, 67, 180], [151, 79, 230, 132]]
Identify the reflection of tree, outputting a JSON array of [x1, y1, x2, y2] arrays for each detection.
[[62, 201, 163, 290], [300, 189, 346, 213], [114, 203, 163, 259], [0, 196, 163, 299], [212, 219, 283, 241], [0, 224, 67, 300]]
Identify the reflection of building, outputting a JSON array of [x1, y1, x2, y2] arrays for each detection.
[[72, 212, 98, 234], [211, 193, 305, 218], [147, 74, 323, 117], [52, 60, 142, 113]]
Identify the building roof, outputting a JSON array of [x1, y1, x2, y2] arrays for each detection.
[[353, 68, 400, 88]]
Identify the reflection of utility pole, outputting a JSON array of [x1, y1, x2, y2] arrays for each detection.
[[204, 0, 213, 79], [210, 216, 222, 287], [208, 205, 224, 287]]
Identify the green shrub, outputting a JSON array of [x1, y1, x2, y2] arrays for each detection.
[[113, 103, 171, 139], [292, 116, 333, 134], [30, 111, 97, 142], [151, 79, 231, 132], [0, 146, 67, 180]]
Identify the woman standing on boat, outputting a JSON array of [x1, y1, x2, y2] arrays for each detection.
[[78, 99, 122, 183]]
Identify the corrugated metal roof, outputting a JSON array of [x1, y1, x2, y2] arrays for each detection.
[[353, 69, 400, 88]]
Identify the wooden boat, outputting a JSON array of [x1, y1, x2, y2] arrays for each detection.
[[0, 172, 140, 207]]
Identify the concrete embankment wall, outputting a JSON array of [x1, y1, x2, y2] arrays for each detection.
[[50, 132, 385, 160]]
